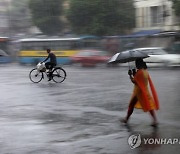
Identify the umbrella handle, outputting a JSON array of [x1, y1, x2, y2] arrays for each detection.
[[128, 62, 131, 76], [128, 62, 131, 69]]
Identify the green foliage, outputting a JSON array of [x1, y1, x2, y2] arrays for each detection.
[[66, 0, 135, 36], [9, 0, 31, 33], [29, 0, 64, 35], [172, 0, 180, 16]]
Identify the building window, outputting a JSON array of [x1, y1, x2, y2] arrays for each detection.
[[151, 6, 160, 26]]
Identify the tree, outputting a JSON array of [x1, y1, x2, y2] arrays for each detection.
[[172, 0, 180, 16], [66, 0, 135, 36], [9, 0, 31, 34], [29, 0, 64, 35]]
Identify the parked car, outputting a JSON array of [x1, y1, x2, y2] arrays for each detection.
[[70, 50, 111, 67], [0, 49, 11, 63]]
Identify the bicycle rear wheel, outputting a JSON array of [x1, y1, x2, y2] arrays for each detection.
[[52, 67, 66, 83], [29, 68, 43, 83]]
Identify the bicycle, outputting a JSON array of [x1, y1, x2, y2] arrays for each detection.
[[29, 62, 66, 83]]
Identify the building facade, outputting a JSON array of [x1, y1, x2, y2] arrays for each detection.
[[134, 0, 180, 32]]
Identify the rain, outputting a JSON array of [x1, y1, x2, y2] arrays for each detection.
[[0, 0, 180, 154]]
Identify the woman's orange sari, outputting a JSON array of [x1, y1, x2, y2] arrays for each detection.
[[130, 69, 159, 112]]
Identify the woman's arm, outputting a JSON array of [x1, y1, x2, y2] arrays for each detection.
[[130, 75, 135, 84], [128, 70, 136, 84]]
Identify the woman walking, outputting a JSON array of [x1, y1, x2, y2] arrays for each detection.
[[121, 58, 159, 127]]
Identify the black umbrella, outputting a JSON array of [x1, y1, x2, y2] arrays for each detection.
[[108, 49, 149, 64]]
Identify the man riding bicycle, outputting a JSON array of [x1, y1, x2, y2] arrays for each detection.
[[42, 49, 57, 81]]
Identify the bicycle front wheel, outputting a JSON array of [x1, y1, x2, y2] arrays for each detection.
[[29, 68, 43, 83], [52, 67, 66, 83]]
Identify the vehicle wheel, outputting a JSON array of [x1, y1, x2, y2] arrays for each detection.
[[164, 61, 171, 68], [72, 62, 81, 67], [96, 63, 107, 68], [29, 68, 43, 83], [52, 67, 66, 83]]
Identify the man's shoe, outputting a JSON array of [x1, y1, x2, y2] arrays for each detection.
[[48, 78, 52, 81]]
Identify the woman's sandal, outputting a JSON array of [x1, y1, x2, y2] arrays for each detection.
[[151, 122, 158, 128], [120, 118, 128, 124]]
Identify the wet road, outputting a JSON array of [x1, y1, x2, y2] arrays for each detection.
[[0, 64, 180, 154]]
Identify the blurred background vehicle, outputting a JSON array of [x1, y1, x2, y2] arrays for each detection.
[[136, 47, 180, 67], [0, 49, 11, 63], [17, 36, 101, 65], [117, 47, 180, 68], [70, 50, 111, 67], [17, 37, 81, 65]]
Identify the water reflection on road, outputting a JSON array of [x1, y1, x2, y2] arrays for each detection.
[[0, 64, 180, 154]]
